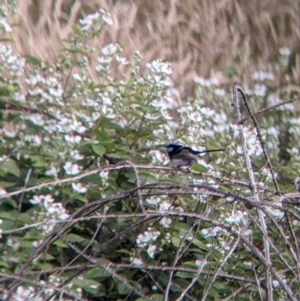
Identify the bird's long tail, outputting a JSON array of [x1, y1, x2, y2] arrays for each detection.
[[198, 148, 225, 154]]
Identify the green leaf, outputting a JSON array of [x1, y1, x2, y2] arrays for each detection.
[[0, 159, 20, 177], [0, 84, 15, 96], [191, 163, 208, 172], [72, 25, 83, 37], [85, 268, 111, 280], [34, 262, 54, 270], [117, 282, 130, 295], [29, 155, 47, 168], [24, 55, 42, 66], [95, 129, 114, 145], [0, 260, 9, 268], [171, 236, 180, 248], [91, 144, 106, 156], [53, 240, 68, 248], [73, 278, 100, 294], [0, 211, 17, 221], [73, 194, 87, 203], [0, 197, 17, 208], [23, 229, 41, 240], [0, 181, 18, 188], [59, 47, 87, 54], [115, 249, 133, 256], [64, 234, 85, 243], [190, 238, 209, 250]]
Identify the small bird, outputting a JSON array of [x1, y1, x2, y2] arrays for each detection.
[[166, 143, 225, 168]]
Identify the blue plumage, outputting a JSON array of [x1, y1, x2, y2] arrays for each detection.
[[166, 143, 225, 168]]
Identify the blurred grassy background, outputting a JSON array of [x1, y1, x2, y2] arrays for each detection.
[[10, 0, 300, 99]]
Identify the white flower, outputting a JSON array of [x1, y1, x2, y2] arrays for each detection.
[[49, 87, 63, 98], [79, 11, 100, 31], [29, 195, 43, 205], [43, 195, 54, 207], [136, 231, 152, 247], [64, 135, 82, 144], [0, 188, 7, 198], [202, 226, 222, 237], [102, 44, 119, 56], [45, 166, 59, 176], [131, 257, 143, 266], [146, 197, 161, 205], [32, 240, 43, 248], [28, 114, 45, 126], [13, 93, 26, 103], [266, 206, 284, 219], [195, 260, 207, 268], [193, 76, 219, 86], [72, 183, 87, 194], [24, 135, 42, 145], [71, 150, 84, 160], [146, 60, 172, 75], [73, 73, 81, 81], [25, 74, 45, 86], [254, 84, 267, 97], [15, 286, 36, 299], [160, 217, 172, 228], [279, 48, 291, 56], [147, 244, 156, 258], [91, 112, 101, 121], [64, 162, 80, 175], [252, 71, 274, 81], [0, 18, 11, 32], [116, 55, 129, 65], [225, 210, 244, 224], [59, 212, 70, 220], [215, 88, 226, 96], [159, 201, 172, 212], [272, 280, 279, 288], [3, 128, 17, 138], [70, 120, 86, 133], [96, 56, 112, 72], [99, 170, 109, 179], [102, 13, 113, 25], [226, 196, 235, 203]]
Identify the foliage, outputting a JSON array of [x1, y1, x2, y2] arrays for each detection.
[[0, 3, 300, 301]]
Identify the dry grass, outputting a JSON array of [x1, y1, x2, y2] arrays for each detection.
[[8, 0, 300, 98]]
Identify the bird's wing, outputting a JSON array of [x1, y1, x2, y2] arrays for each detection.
[[176, 148, 199, 160], [174, 146, 193, 154]]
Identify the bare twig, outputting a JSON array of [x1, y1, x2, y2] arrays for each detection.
[[1, 100, 59, 121], [237, 86, 279, 193], [233, 84, 273, 300], [239, 96, 300, 124]]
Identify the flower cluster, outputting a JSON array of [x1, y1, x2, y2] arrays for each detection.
[[136, 228, 160, 258], [29, 194, 69, 234]]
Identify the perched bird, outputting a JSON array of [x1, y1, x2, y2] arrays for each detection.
[[166, 143, 225, 168]]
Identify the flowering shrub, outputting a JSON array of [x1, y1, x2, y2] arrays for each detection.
[[1, 4, 300, 301]]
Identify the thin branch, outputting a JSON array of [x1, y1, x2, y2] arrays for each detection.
[[237, 86, 279, 193], [239, 96, 300, 124], [125, 160, 146, 213], [233, 84, 273, 300], [200, 222, 250, 301], [175, 256, 209, 301], [1, 100, 59, 121]]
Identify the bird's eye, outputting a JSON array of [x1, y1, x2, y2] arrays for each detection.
[[167, 147, 173, 152]]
